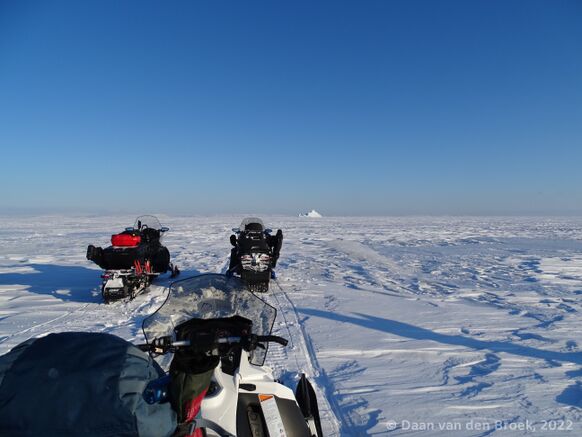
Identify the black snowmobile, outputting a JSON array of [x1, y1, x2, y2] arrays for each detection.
[[86, 215, 179, 302], [227, 217, 283, 292]]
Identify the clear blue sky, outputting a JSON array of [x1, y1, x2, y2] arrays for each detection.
[[1, 1, 581, 215]]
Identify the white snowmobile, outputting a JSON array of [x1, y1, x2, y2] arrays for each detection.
[[0, 274, 323, 436], [141, 274, 323, 437]]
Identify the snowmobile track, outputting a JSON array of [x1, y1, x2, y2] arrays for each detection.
[[0, 302, 92, 347], [0, 284, 167, 353], [270, 280, 342, 436]]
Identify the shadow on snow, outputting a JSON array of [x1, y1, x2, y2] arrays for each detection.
[[0, 263, 201, 305], [297, 308, 582, 366], [0, 264, 102, 303]]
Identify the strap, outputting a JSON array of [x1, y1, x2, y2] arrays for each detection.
[[174, 418, 236, 437], [192, 418, 236, 437]]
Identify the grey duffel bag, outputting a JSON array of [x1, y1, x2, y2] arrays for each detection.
[[0, 332, 176, 437]]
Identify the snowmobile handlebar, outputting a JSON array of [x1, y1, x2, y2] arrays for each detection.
[[137, 334, 288, 355], [255, 335, 288, 346]]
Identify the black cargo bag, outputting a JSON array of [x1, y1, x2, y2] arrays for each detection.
[[102, 246, 141, 270], [0, 332, 176, 437], [86, 245, 139, 270]]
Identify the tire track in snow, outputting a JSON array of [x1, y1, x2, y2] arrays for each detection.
[[0, 302, 92, 347], [270, 280, 342, 436], [0, 283, 168, 352]]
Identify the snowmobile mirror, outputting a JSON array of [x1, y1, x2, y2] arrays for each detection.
[[160, 227, 169, 232]]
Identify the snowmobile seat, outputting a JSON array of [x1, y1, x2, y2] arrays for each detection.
[[141, 227, 161, 243], [111, 232, 141, 247], [238, 233, 270, 254], [244, 222, 264, 232]]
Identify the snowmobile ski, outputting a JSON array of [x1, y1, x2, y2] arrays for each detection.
[[295, 373, 324, 437]]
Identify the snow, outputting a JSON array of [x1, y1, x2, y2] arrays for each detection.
[[299, 210, 323, 218], [1, 215, 582, 435]]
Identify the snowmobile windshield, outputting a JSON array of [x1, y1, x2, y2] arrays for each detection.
[[240, 217, 264, 231], [134, 215, 163, 231], [142, 274, 277, 365]]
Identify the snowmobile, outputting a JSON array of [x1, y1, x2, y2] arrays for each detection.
[[86, 215, 179, 302], [0, 274, 324, 437], [227, 217, 283, 293], [140, 273, 323, 436]]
